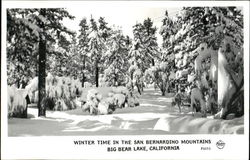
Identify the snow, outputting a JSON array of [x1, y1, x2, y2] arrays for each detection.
[[217, 47, 237, 118], [154, 116, 244, 134], [187, 74, 195, 83], [8, 87, 243, 136], [8, 85, 29, 116], [190, 88, 206, 116], [176, 69, 188, 79]]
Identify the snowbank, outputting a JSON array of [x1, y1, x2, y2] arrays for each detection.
[[154, 115, 244, 134]]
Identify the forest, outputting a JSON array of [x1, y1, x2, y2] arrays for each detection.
[[7, 7, 244, 135]]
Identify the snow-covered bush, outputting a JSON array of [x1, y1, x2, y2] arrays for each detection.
[[8, 85, 16, 116], [190, 88, 206, 117], [54, 98, 68, 111], [82, 100, 98, 115], [87, 89, 102, 102], [97, 100, 109, 115], [111, 86, 140, 108], [113, 93, 126, 108], [26, 74, 83, 111], [8, 85, 29, 118], [98, 99, 115, 115], [82, 86, 140, 115], [64, 98, 77, 110], [83, 89, 103, 115], [112, 86, 130, 98], [41, 97, 55, 111]]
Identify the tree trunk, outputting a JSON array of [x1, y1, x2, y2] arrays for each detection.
[[81, 72, 85, 87], [114, 73, 118, 87], [156, 81, 165, 96], [38, 9, 46, 117], [161, 87, 165, 96], [131, 72, 134, 90], [16, 55, 21, 88], [152, 58, 155, 66], [95, 59, 99, 87], [81, 57, 86, 87], [136, 82, 141, 95], [16, 65, 20, 88], [165, 81, 169, 94]]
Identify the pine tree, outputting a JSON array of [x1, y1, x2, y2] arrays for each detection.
[[88, 17, 106, 87], [103, 27, 130, 86], [7, 8, 75, 117], [38, 9, 75, 116], [7, 9, 39, 87], [77, 18, 90, 86], [142, 18, 159, 66], [160, 7, 243, 118], [143, 11, 177, 96], [98, 17, 111, 41], [129, 19, 159, 94]]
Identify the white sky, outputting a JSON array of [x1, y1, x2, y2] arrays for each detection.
[[63, 6, 181, 45]]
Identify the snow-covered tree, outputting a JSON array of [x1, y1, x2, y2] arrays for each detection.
[[7, 8, 75, 117], [77, 18, 90, 86], [162, 7, 243, 118], [87, 17, 110, 87], [129, 19, 159, 94], [142, 18, 159, 66], [7, 9, 40, 87], [103, 28, 130, 86], [98, 17, 111, 41]]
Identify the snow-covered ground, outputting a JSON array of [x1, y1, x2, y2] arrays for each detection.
[[8, 88, 244, 136]]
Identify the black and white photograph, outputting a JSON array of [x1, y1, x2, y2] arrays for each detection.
[[1, 1, 249, 160]]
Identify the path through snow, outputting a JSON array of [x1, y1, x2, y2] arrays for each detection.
[[8, 88, 244, 136]]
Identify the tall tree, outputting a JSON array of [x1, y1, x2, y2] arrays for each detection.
[[37, 9, 47, 116], [38, 9, 75, 116], [87, 16, 111, 87], [98, 17, 111, 41], [142, 18, 159, 66], [103, 27, 130, 86], [129, 19, 159, 94], [160, 7, 243, 118], [7, 8, 75, 116], [7, 9, 39, 87], [77, 18, 90, 86], [88, 17, 105, 87]]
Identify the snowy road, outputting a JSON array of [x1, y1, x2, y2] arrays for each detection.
[[8, 88, 244, 136]]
